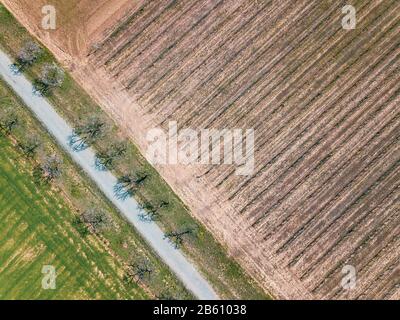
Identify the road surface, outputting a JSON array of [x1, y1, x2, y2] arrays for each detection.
[[0, 48, 218, 300]]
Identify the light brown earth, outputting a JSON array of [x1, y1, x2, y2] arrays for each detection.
[[2, 0, 399, 299]]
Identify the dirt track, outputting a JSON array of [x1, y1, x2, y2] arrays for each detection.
[[3, 0, 399, 299]]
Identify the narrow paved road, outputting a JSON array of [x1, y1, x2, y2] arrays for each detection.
[[0, 49, 218, 300]]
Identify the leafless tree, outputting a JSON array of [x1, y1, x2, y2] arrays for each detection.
[[125, 259, 153, 283], [164, 226, 196, 249], [138, 200, 169, 222], [0, 107, 19, 135], [12, 41, 42, 73], [138, 202, 159, 222], [81, 208, 112, 233], [33, 63, 64, 96], [95, 141, 127, 170], [114, 171, 149, 200], [69, 116, 106, 151], [35, 154, 62, 183]]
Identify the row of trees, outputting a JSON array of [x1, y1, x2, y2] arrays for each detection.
[[68, 114, 198, 248], [5, 42, 197, 298], [1, 96, 113, 236], [7, 44, 199, 289], [11, 41, 65, 96], [1, 99, 64, 185]]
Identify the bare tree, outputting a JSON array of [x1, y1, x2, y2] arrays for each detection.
[[69, 116, 106, 151], [33, 63, 64, 96], [138, 202, 159, 222], [81, 208, 112, 233], [138, 200, 169, 222], [164, 226, 196, 249], [114, 171, 149, 200], [125, 259, 153, 283], [0, 107, 19, 135], [18, 136, 41, 158], [12, 41, 42, 73], [95, 141, 127, 171], [35, 154, 62, 183]]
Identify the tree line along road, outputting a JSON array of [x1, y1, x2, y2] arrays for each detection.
[[0, 48, 218, 300]]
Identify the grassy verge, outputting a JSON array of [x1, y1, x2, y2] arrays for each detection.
[[0, 4, 269, 299]]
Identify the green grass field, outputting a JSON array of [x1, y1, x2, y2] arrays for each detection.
[[0, 3, 269, 299]]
